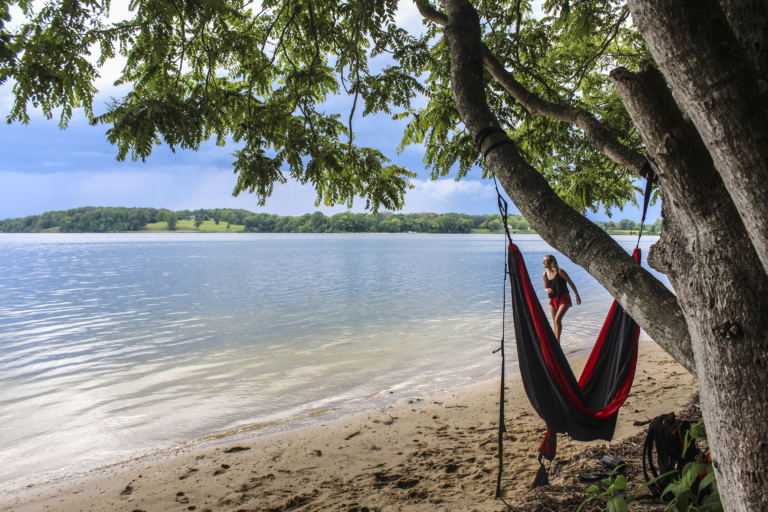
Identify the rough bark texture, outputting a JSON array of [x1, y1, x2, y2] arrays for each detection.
[[718, 0, 768, 84], [612, 66, 768, 512], [437, 0, 696, 375], [629, 0, 768, 277], [414, 0, 649, 176]]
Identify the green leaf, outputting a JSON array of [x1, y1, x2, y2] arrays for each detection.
[[699, 491, 724, 512], [699, 467, 717, 493], [629, 470, 678, 501], [576, 494, 600, 512], [607, 496, 628, 512]]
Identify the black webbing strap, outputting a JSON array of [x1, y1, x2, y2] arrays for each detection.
[[636, 161, 659, 248], [474, 126, 515, 160], [475, 127, 513, 504], [492, 174, 509, 501]]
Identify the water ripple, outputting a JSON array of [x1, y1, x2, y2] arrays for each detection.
[[0, 233, 666, 490]]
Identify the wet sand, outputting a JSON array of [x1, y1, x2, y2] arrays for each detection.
[[0, 341, 696, 512]]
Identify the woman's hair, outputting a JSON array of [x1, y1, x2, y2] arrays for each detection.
[[545, 254, 560, 273]]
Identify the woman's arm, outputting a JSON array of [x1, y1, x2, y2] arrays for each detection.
[[543, 273, 553, 295], [560, 269, 581, 305]]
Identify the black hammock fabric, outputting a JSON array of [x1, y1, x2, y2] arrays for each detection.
[[507, 244, 640, 458]]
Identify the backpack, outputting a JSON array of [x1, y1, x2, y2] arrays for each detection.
[[642, 413, 699, 499]]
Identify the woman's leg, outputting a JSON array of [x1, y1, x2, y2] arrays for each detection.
[[550, 304, 558, 323], [553, 303, 571, 342]]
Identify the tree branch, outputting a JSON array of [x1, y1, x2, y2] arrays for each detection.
[[414, 0, 649, 176], [439, 0, 696, 375]]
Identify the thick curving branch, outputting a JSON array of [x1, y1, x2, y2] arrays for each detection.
[[414, 0, 649, 175], [437, 0, 696, 375]]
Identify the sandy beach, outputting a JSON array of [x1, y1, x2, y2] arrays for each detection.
[[0, 341, 696, 512]]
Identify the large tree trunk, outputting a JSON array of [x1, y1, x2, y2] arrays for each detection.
[[436, 0, 696, 374], [628, 0, 768, 279], [612, 66, 768, 512], [717, 0, 768, 83]]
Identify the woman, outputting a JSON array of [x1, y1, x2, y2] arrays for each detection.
[[542, 254, 581, 343]]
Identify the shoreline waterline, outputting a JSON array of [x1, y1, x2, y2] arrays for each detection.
[[0, 341, 696, 511]]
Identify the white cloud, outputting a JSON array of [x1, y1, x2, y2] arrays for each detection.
[[396, 0, 429, 36], [0, 167, 512, 220], [398, 177, 514, 214]]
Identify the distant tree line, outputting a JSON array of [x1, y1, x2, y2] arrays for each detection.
[[242, 211, 530, 233], [0, 207, 257, 233], [0, 207, 155, 233], [593, 217, 662, 235], [0, 206, 658, 235]]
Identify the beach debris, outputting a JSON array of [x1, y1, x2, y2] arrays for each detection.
[[223, 446, 251, 453], [179, 467, 199, 480]]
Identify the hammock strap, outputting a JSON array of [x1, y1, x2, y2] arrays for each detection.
[[474, 126, 513, 501], [636, 161, 659, 248], [491, 172, 510, 499]]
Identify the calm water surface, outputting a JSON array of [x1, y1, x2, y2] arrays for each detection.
[[0, 233, 665, 489]]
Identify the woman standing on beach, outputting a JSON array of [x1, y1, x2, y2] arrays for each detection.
[[542, 255, 580, 343]]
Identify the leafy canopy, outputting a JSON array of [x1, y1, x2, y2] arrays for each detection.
[[2, 0, 651, 215]]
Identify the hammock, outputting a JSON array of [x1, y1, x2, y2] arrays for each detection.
[[474, 127, 657, 497], [491, 232, 643, 495], [508, 242, 641, 488]]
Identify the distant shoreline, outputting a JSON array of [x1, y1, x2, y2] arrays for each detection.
[[1, 206, 659, 236]]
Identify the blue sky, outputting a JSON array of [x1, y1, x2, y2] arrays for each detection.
[[0, 1, 659, 223]]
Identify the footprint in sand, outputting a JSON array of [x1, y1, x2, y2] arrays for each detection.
[[395, 477, 420, 489], [120, 484, 133, 496], [213, 464, 230, 476], [236, 474, 275, 492], [175, 491, 190, 504], [179, 467, 199, 480]]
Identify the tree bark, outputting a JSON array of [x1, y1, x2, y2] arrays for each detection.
[[628, 0, 768, 278], [717, 0, 768, 84], [437, 0, 696, 375], [612, 65, 768, 512]]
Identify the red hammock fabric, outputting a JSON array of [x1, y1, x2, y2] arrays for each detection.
[[506, 245, 641, 461]]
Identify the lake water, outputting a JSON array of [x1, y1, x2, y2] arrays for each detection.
[[0, 233, 665, 489]]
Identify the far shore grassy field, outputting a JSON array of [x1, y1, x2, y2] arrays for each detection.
[[144, 220, 245, 232]]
